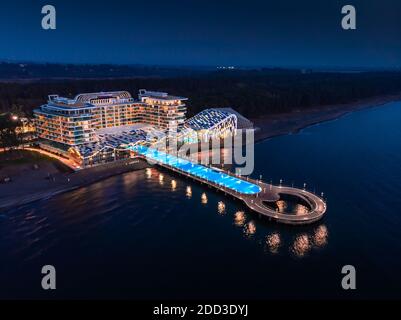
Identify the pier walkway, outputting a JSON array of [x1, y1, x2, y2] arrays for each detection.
[[129, 145, 326, 225]]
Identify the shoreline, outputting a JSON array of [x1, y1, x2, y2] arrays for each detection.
[[1, 93, 400, 210], [0, 158, 149, 210], [252, 92, 401, 143]]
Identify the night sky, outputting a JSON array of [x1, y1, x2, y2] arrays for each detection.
[[0, 0, 400, 68]]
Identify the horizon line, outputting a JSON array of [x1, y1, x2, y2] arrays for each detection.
[[1, 58, 400, 72]]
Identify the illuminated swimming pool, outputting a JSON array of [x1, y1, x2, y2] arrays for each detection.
[[130, 145, 261, 195]]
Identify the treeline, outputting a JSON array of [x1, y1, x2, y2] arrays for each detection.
[[0, 62, 208, 79], [1, 69, 401, 118]]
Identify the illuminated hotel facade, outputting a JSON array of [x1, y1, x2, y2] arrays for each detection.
[[34, 90, 188, 145], [33, 89, 251, 168], [138, 90, 187, 130], [33, 90, 188, 166]]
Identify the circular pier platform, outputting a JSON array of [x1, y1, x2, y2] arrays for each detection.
[[238, 182, 327, 225]]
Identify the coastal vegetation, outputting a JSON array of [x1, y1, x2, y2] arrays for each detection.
[[1, 63, 401, 119], [0, 112, 22, 150]]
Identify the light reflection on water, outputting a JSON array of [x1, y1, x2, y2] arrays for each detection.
[[276, 200, 286, 213], [291, 234, 311, 257], [145, 168, 152, 179], [139, 167, 330, 258], [244, 221, 256, 237], [234, 211, 245, 227], [186, 186, 192, 198], [266, 233, 281, 254], [314, 225, 329, 247], [217, 201, 226, 215], [275, 200, 309, 215], [158, 173, 164, 185], [201, 192, 208, 205], [171, 179, 177, 191], [148, 168, 330, 259], [131, 167, 325, 262]]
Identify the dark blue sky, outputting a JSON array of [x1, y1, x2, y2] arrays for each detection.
[[1, 0, 400, 68]]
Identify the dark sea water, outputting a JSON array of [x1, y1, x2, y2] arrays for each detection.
[[1, 102, 400, 299]]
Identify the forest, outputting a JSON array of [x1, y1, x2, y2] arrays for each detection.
[[1, 63, 401, 119]]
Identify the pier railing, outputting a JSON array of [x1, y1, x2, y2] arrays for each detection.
[[133, 150, 327, 225]]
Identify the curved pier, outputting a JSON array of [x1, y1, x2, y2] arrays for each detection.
[[129, 145, 327, 225]]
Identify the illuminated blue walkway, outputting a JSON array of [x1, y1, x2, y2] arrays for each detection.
[[130, 145, 261, 195]]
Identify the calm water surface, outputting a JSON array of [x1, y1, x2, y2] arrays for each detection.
[[1, 102, 400, 299]]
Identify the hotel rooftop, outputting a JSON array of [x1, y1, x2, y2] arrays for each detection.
[[47, 91, 134, 108], [138, 89, 188, 101]]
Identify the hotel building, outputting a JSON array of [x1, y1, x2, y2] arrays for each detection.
[[34, 90, 187, 145], [33, 89, 251, 168], [33, 90, 188, 165], [138, 90, 187, 130]]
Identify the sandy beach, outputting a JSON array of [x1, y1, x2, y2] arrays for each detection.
[[0, 156, 149, 210]]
